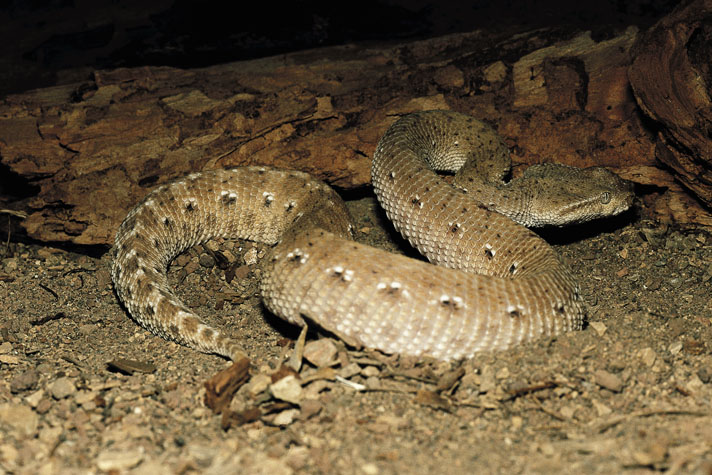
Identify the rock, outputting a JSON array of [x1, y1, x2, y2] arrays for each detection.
[[10, 368, 39, 393], [199, 253, 215, 268], [49, 376, 77, 399], [25, 389, 44, 408], [246, 373, 272, 397], [270, 408, 300, 426], [593, 369, 624, 393], [0, 403, 39, 438], [95, 446, 145, 471], [303, 339, 338, 367], [639, 347, 657, 367], [270, 375, 302, 405]]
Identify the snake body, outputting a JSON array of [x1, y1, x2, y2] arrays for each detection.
[[111, 110, 633, 361]]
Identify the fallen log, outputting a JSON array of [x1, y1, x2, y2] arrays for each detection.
[[0, 25, 670, 245]]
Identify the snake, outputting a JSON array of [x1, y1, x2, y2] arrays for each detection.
[[110, 110, 633, 361]]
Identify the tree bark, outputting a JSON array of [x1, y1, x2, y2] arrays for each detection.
[[629, 0, 712, 209], [0, 23, 684, 245]]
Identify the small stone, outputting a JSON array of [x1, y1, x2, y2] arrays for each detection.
[[299, 399, 323, 420], [285, 445, 310, 470], [270, 375, 302, 405], [631, 438, 669, 466], [10, 368, 39, 393], [375, 414, 409, 430], [591, 399, 612, 416], [3, 258, 18, 273], [483, 61, 508, 84], [339, 362, 361, 379], [25, 389, 44, 408], [668, 341, 683, 355], [589, 321, 607, 336], [270, 408, 300, 426], [479, 365, 496, 393], [433, 65, 464, 88], [243, 247, 259, 265], [302, 379, 330, 399], [0, 341, 12, 354], [35, 398, 52, 414], [361, 462, 379, 475], [0, 354, 19, 364], [639, 347, 657, 367], [593, 369, 623, 392], [78, 324, 95, 335], [361, 366, 380, 377], [303, 339, 339, 367], [96, 446, 145, 471], [0, 403, 39, 438], [247, 373, 272, 397], [198, 253, 215, 268], [0, 444, 18, 469], [49, 376, 77, 399]]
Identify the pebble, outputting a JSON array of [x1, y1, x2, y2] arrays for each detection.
[[339, 362, 361, 379], [589, 321, 607, 336], [198, 253, 215, 268], [10, 368, 38, 393], [95, 446, 145, 471], [639, 347, 657, 367], [593, 369, 623, 393], [247, 373, 272, 397], [591, 399, 612, 416], [362, 365, 380, 377], [361, 462, 380, 475], [479, 365, 496, 393], [303, 339, 338, 367], [49, 376, 77, 399], [0, 403, 39, 438], [270, 375, 303, 404], [299, 399, 323, 420], [25, 389, 44, 408], [270, 408, 300, 426], [243, 247, 259, 265], [3, 258, 18, 273], [0, 354, 20, 364]]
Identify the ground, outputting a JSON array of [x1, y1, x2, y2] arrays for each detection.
[[1, 191, 711, 474]]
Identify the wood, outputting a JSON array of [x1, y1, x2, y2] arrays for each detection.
[[203, 356, 251, 415], [1, 22, 694, 246], [629, 0, 712, 209]]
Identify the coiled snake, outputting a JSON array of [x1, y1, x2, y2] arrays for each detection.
[[111, 110, 633, 361]]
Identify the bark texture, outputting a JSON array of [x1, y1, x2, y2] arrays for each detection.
[[629, 0, 712, 210], [1, 23, 689, 245]]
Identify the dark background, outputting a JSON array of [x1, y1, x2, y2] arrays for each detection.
[[0, 0, 679, 97]]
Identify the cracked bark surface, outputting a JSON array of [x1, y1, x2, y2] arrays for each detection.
[[3, 21, 703, 245]]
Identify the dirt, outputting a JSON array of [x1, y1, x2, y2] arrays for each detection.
[[1, 191, 711, 474]]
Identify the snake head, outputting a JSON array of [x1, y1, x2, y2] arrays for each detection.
[[522, 164, 635, 227]]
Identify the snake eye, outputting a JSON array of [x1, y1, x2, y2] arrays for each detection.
[[600, 191, 611, 204]]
